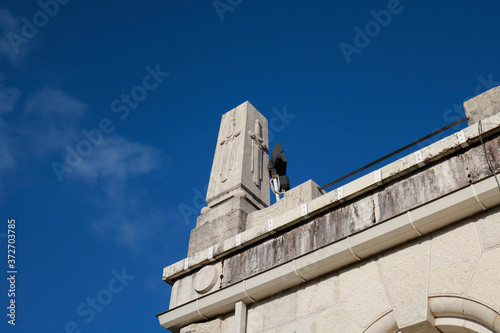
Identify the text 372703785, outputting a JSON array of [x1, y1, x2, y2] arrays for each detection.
[[7, 218, 16, 326]]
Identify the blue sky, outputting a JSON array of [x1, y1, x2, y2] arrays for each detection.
[[0, 1, 499, 332]]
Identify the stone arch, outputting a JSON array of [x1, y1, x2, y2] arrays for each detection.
[[364, 296, 500, 333], [363, 310, 399, 333], [429, 296, 500, 333]]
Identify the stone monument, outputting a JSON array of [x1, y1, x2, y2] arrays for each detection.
[[187, 101, 270, 255]]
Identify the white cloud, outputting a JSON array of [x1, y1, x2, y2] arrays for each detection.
[[0, 138, 14, 195], [0, 9, 27, 62], [25, 88, 86, 116], [66, 133, 165, 251], [0, 86, 20, 114], [0, 85, 20, 194], [91, 207, 168, 251], [0, 85, 20, 127], [3, 83, 166, 249], [23, 88, 86, 155], [72, 135, 162, 182]]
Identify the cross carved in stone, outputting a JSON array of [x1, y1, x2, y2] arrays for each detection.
[[219, 110, 240, 183], [249, 119, 267, 188]]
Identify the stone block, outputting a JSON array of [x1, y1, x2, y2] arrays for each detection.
[[169, 262, 222, 308], [315, 306, 362, 333], [220, 312, 235, 332], [325, 193, 375, 236], [169, 274, 194, 309], [338, 259, 392, 329], [476, 205, 500, 251], [259, 291, 297, 331], [364, 311, 398, 333], [374, 154, 468, 222], [180, 318, 222, 333], [466, 246, 500, 310], [274, 316, 315, 333], [246, 179, 324, 229], [247, 302, 264, 333], [429, 221, 482, 296], [400, 318, 440, 333], [378, 239, 431, 330], [221, 235, 283, 287], [465, 134, 500, 183], [296, 274, 338, 318], [464, 86, 500, 125], [434, 317, 469, 333], [188, 195, 250, 256]]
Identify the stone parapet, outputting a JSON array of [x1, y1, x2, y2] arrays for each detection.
[[464, 86, 500, 125]]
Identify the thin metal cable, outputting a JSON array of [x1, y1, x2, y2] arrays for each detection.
[[321, 117, 468, 190], [478, 120, 500, 191]]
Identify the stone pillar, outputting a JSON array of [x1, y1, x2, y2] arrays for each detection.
[[464, 86, 500, 125], [187, 101, 270, 255]]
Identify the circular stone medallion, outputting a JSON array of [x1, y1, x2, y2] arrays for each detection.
[[193, 265, 218, 294]]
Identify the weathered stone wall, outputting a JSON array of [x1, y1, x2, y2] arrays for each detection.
[[222, 134, 499, 288], [168, 134, 500, 308], [182, 205, 500, 332], [464, 86, 500, 125]]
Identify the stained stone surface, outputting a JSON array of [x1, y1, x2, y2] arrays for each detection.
[[221, 194, 374, 287], [464, 134, 500, 183], [464, 86, 500, 125], [374, 153, 469, 222]]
